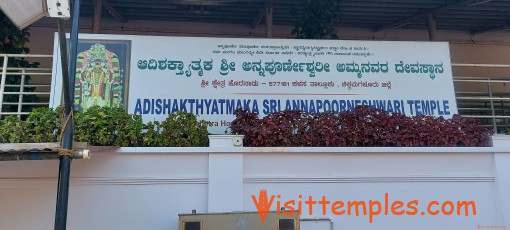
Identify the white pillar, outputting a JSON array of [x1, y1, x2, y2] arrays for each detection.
[[208, 153, 244, 212], [492, 135, 510, 226]]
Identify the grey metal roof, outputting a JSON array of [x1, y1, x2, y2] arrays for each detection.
[[79, 0, 510, 34]]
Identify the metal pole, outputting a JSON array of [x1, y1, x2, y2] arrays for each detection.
[[54, 0, 80, 229], [58, 20, 70, 106], [17, 69, 25, 118], [488, 80, 497, 133], [0, 55, 9, 114]]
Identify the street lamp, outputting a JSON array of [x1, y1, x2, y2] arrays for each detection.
[[0, 0, 70, 29]]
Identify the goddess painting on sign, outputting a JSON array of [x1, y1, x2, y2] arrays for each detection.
[[74, 43, 123, 110]]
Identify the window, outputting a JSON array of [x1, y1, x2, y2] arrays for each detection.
[[184, 221, 201, 230], [279, 219, 295, 230]]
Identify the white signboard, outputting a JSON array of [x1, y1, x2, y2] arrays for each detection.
[[50, 34, 458, 133]]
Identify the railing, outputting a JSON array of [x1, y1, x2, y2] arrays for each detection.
[[0, 54, 53, 117], [0, 54, 509, 133], [452, 63, 510, 133]]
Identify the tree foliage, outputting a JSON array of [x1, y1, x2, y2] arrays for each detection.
[[0, 11, 39, 113], [291, 0, 340, 39]]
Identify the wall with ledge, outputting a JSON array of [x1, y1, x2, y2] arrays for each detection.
[[0, 136, 509, 230]]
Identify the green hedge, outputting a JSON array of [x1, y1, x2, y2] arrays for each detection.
[[0, 106, 209, 147]]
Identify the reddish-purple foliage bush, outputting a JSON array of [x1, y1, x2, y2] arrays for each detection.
[[229, 106, 493, 147]]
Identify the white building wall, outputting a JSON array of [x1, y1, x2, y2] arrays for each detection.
[[1, 138, 510, 230], [0, 152, 209, 230]]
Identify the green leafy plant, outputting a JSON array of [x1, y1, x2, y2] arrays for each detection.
[[74, 107, 209, 146], [142, 121, 163, 147], [291, 0, 339, 39], [0, 116, 30, 143], [118, 114, 144, 147], [26, 107, 59, 142], [0, 106, 210, 147], [107, 107, 143, 147], [74, 106, 127, 146], [159, 111, 209, 147]]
